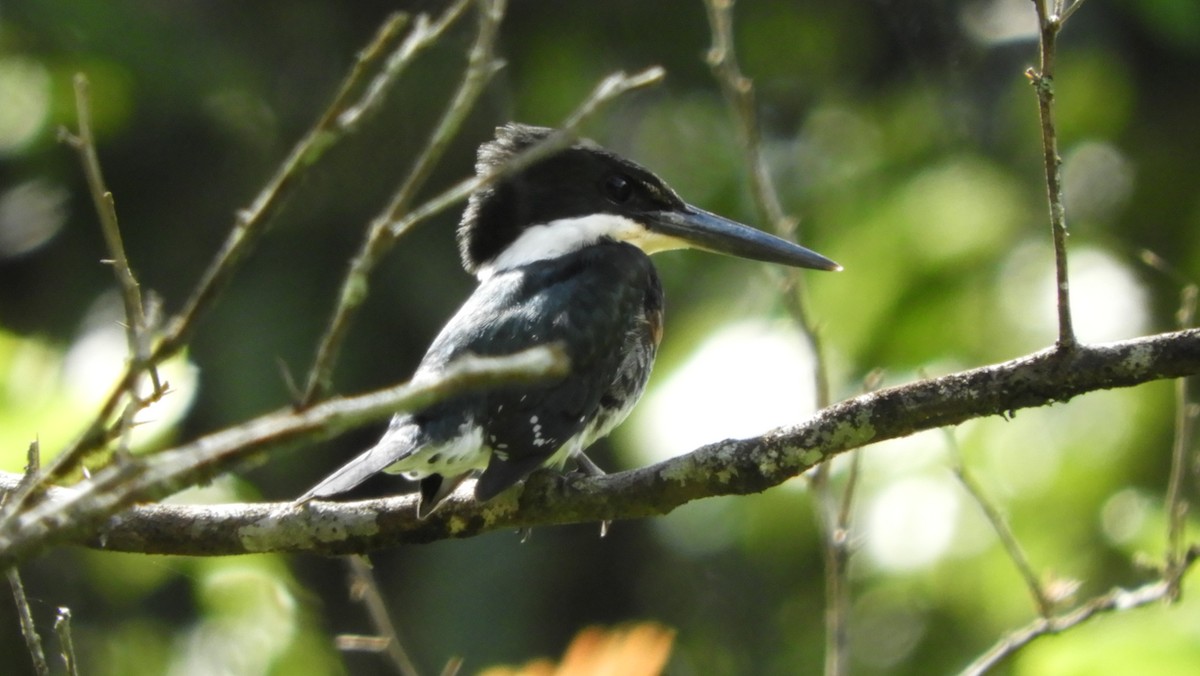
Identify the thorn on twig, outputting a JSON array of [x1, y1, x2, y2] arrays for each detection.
[[56, 126, 83, 148], [4, 441, 44, 510], [24, 440, 40, 476]]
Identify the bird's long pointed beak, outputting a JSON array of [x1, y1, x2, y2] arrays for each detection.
[[647, 205, 841, 271]]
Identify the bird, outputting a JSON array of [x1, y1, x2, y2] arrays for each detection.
[[298, 123, 840, 517]]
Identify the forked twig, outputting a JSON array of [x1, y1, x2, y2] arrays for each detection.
[[960, 549, 1198, 676], [62, 74, 162, 395], [337, 1, 472, 129], [302, 0, 508, 406], [385, 67, 666, 244], [23, 10, 424, 498], [343, 556, 420, 676]]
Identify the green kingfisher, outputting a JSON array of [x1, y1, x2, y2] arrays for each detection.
[[299, 123, 840, 516]]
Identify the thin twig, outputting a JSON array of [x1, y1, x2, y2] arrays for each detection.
[[1165, 284, 1197, 596], [812, 456, 856, 676], [949, 441, 1055, 617], [383, 67, 666, 244], [702, 0, 826, 329], [337, 0, 472, 130], [960, 547, 1199, 675], [54, 607, 79, 676], [163, 10, 423, 351], [301, 0, 508, 406], [810, 377, 875, 676], [64, 73, 162, 393], [301, 62, 665, 405], [2, 441, 42, 510], [704, 0, 794, 241], [816, 377, 883, 671], [1028, 0, 1076, 349], [344, 556, 420, 676], [702, 0, 831, 421], [57, 74, 167, 476], [1059, 0, 1090, 24], [8, 567, 49, 676], [703, 1, 847, 672]]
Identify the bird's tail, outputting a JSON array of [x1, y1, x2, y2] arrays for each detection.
[[295, 426, 421, 503]]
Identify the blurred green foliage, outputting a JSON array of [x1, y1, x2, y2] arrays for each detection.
[[2, 1, 1200, 674]]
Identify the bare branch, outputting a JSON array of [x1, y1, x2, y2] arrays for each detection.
[[55, 74, 167, 482], [959, 548, 1198, 676], [337, 1, 472, 130], [1028, 0, 1076, 348], [701, 0, 824, 342], [163, 10, 423, 351], [811, 379, 874, 676], [302, 0, 508, 406], [63, 73, 161, 393], [1165, 283, 1197, 596], [952, 455, 1056, 617], [704, 0, 794, 240], [54, 607, 79, 676], [2, 330, 1198, 559], [1058, 0, 1090, 24], [703, 3, 848, 672], [385, 67, 666, 243], [32, 11, 419, 496], [343, 556, 420, 676], [8, 567, 49, 676]]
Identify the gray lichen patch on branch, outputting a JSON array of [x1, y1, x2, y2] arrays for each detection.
[[239, 504, 383, 552]]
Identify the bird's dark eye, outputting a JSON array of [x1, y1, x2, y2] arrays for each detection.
[[604, 174, 633, 203]]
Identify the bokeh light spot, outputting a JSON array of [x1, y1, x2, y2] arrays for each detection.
[[865, 475, 961, 571], [0, 179, 68, 258], [630, 320, 817, 466], [0, 56, 51, 154]]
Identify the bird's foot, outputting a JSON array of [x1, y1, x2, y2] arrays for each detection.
[[570, 453, 610, 537], [574, 451, 607, 477]]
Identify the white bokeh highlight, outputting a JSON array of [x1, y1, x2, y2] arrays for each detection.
[[629, 319, 818, 466]]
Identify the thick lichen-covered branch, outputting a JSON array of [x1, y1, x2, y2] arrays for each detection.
[[2, 329, 1196, 559]]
